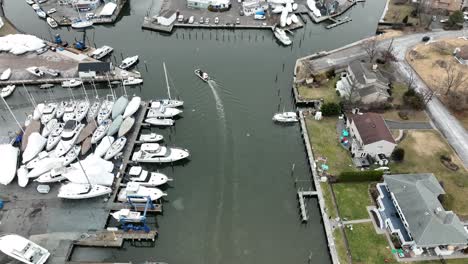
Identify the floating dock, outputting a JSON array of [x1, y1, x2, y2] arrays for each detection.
[[73, 230, 158, 248], [297, 189, 318, 222]]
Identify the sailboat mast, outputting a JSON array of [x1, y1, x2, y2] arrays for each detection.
[[163, 62, 171, 99], [80, 78, 89, 102], [1, 96, 25, 133]]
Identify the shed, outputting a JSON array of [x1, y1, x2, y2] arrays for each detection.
[[78, 61, 111, 78]]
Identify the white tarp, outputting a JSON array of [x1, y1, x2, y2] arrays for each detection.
[[0, 144, 19, 185], [64, 154, 115, 186], [0, 34, 45, 55], [99, 2, 117, 17], [0, 17, 4, 29]]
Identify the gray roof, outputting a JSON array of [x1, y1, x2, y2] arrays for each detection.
[[384, 173, 468, 247], [349, 60, 388, 85], [78, 62, 111, 72]]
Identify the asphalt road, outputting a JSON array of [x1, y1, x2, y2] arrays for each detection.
[[306, 30, 468, 168]]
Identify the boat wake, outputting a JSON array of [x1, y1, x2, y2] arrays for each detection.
[[207, 80, 226, 122]]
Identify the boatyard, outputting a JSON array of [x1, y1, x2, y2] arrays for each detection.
[[0, 0, 388, 263]]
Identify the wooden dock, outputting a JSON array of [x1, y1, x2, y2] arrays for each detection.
[[297, 189, 318, 222], [73, 230, 157, 248], [0, 75, 132, 86], [109, 202, 162, 213], [326, 17, 352, 29]]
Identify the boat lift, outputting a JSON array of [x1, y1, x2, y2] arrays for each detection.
[[118, 195, 154, 233]]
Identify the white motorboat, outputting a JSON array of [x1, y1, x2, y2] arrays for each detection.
[[38, 0, 47, 4], [107, 115, 123, 136], [35, 167, 68, 183], [40, 103, 57, 124], [111, 209, 143, 222], [122, 77, 143, 86], [31, 4, 40, 10], [27, 157, 64, 178], [46, 17, 58, 28], [39, 84, 54, 89], [95, 136, 114, 157], [61, 79, 82, 88], [119, 55, 139, 69], [36, 9, 47, 19], [112, 96, 129, 119], [26, 67, 44, 77], [41, 118, 57, 137], [63, 145, 81, 166], [0, 234, 50, 264], [146, 106, 182, 118], [71, 19, 93, 29], [17, 165, 29, 187], [97, 98, 114, 124], [145, 118, 174, 126], [92, 45, 113, 60], [1, 85, 15, 98], [87, 101, 101, 122], [1, 68, 11, 80], [25, 151, 49, 170], [55, 101, 67, 119], [26, 0, 35, 5], [46, 122, 64, 151], [41, 68, 59, 77], [104, 136, 126, 160], [123, 96, 141, 118], [22, 132, 47, 164], [0, 144, 19, 185], [62, 101, 77, 122], [33, 103, 45, 121], [272, 112, 298, 123], [150, 99, 184, 109], [273, 27, 292, 46], [272, 5, 284, 13], [128, 166, 172, 187], [138, 133, 163, 143], [132, 143, 190, 163], [55, 120, 84, 157], [194, 69, 210, 82], [118, 117, 134, 137], [47, 8, 56, 15], [58, 183, 112, 199], [91, 119, 112, 144], [75, 100, 90, 122], [117, 182, 167, 202], [291, 14, 299, 24]]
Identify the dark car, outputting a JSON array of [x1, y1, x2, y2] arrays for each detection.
[[422, 36, 430, 42]]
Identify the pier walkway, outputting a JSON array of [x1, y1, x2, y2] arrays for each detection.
[[297, 189, 318, 222]]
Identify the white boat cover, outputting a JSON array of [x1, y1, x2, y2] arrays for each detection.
[[64, 154, 115, 186], [0, 34, 46, 55], [17, 165, 29, 187], [22, 132, 47, 163], [0, 144, 19, 185], [112, 96, 129, 120], [95, 136, 115, 157], [27, 157, 64, 178], [123, 96, 141, 118]]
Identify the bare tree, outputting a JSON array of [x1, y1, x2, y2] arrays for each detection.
[[361, 38, 378, 62], [404, 67, 417, 91], [381, 38, 396, 64], [437, 62, 468, 95]]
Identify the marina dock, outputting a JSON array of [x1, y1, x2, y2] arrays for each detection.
[[73, 230, 158, 248], [297, 189, 318, 222]]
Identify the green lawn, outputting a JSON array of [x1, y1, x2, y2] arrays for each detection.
[[333, 228, 348, 264], [390, 131, 468, 218], [383, 0, 418, 25], [345, 223, 397, 264], [297, 76, 340, 103], [333, 183, 373, 220], [305, 117, 355, 177], [320, 182, 337, 219]]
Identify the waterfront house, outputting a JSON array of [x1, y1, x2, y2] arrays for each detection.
[[454, 45, 468, 64], [428, 0, 463, 13], [375, 173, 468, 257], [346, 112, 396, 160], [78, 61, 112, 79], [336, 60, 390, 104]]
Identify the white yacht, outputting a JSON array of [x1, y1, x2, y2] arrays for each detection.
[[87, 101, 101, 122], [58, 183, 112, 199], [47, 8, 56, 15], [132, 143, 189, 163], [46, 17, 58, 28], [117, 182, 167, 202], [36, 9, 46, 19], [97, 98, 114, 125], [91, 119, 112, 144], [33, 103, 45, 121], [0, 234, 50, 264], [1, 68, 12, 81], [122, 77, 143, 86], [75, 100, 90, 122], [35, 167, 68, 183], [272, 112, 298, 123], [119, 55, 139, 69], [273, 27, 292, 46], [92, 45, 113, 60], [26, 67, 44, 77], [63, 145, 81, 166], [40, 103, 57, 124], [46, 122, 64, 151], [26, 0, 35, 5], [41, 118, 57, 138], [95, 136, 114, 157], [1, 85, 15, 98], [128, 166, 172, 187], [27, 157, 64, 179], [61, 79, 82, 88], [0, 144, 19, 186], [71, 19, 93, 29], [104, 136, 126, 160], [55, 101, 67, 119], [146, 106, 182, 118], [138, 133, 163, 143], [150, 99, 184, 109], [62, 101, 77, 122], [145, 118, 174, 127], [55, 120, 84, 157], [122, 96, 141, 118], [194, 69, 210, 82]]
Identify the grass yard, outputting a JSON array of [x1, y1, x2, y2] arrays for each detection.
[[383, 0, 418, 25], [390, 131, 468, 218], [321, 182, 337, 219], [333, 183, 373, 220], [381, 82, 429, 122], [305, 117, 355, 176], [297, 76, 340, 103], [333, 228, 348, 264], [345, 223, 397, 264]]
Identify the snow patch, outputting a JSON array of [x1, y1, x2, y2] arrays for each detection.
[[0, 34, 45, 55]]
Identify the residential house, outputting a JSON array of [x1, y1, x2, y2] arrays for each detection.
[[346, 112, 396, 160], [454, 45, 468, 64], [376, 173, 468, 256], [336, 60, 390, 104]]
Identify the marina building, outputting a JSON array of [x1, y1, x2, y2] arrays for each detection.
[[74, 0, 102, 11], [187, 0, 231, 9], [78, 61, 112, 78]]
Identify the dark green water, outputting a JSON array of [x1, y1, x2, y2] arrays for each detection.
[[3, 0, 386, 263]]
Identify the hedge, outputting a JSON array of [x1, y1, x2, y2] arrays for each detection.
[[338, 170, 383, 182]]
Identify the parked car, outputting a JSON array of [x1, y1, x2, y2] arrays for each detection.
[[422, 36, 430, 42], [239, 9, 244, 16], [86, 13, 95, 20], [178, 15, 184, 22], [199, 17, 204, 24], [236, 18, 240, 24], [214, 17, 219, 24], [440, 18, 448, 23], [205, 17, 210, 24], [189, 16, 194, 24]]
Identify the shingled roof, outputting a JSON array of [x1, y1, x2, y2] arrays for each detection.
[[349, 113, 395, 145], [384, 174, 468, 247]]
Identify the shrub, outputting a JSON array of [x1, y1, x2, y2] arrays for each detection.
[[403, 90, 425, 110], [325, 68, 335, 79], [338, 171, 384, 182], [448, 11, 464, 28], [391, 148, 405, 162], [320, 102, 341, 116], [398, 110, 409, 120], [335, 90, 341, 97]]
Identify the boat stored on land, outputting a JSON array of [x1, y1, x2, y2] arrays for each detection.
[[41, 118, 57, 137], [95, 136, 114, 157], [0, 144, 19, 186], [63, 145, 81, 166], [1, 85, 15, 98], [47, 17, 58, 28], [0, 234, 50, 264], [272, 112, 298, 123], [75, 100, 90, 122], [46, 122, 64, 151], [123, 96, 141, 118], [58, 183, 112, 199], [22, 132, 47, 164], [112, 96, 128, 119], [18, 165, 29, 187], [132, 143, 189, 163], [119, 55, 139, 69], [55, 120, 84, 157], [87, 101, 101, 122], [77, 121, 97, 144], [55, 101, 67, 118], [40, 103, 57, 124], [62, 101, 77, 122], [92, 119, 112, 144], [1, 68, 11, 81], [118, 117, 134, 137], [26, 67, 44, 77], [104, 136, 126, 160], [107, 115, 123, 136], [41, 67, 60, 77]]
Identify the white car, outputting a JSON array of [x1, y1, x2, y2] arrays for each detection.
[[236, 18, 240, 24], [86, 13, 95, 19], [199, 17, 204, 24], [188, 16, 194, 24], [178, 15, 184, 22], [214, 17, 219, 24], [205, 17, 210, 24]]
